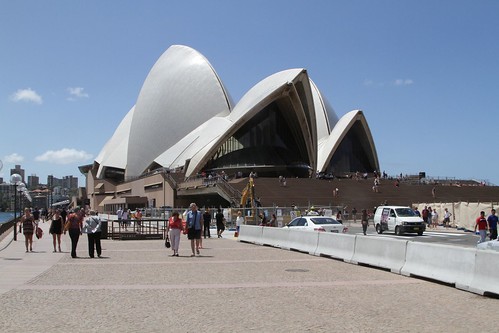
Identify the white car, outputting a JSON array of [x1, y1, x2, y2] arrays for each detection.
[[285, 216, 348, 233]]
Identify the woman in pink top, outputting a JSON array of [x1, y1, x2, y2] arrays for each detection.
[[167, 211, 183, 256]]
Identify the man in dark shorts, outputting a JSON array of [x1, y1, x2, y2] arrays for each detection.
[[32, 207, 40, 223], [186, 203, 202, 256], [487, 209, 498, 241], [202, 208, 211, 238]]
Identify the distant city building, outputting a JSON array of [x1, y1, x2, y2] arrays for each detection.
[[47, 175, 78, 191], [27, 174, 39, 190], [10, 165, 25, 183], [0, 165, 79, 211]]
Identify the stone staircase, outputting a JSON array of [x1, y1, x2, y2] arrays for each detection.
[[228, 177, 499, 211]]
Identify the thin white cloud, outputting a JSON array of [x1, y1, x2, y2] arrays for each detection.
[[364, 79, 414, 87], [363, 79, 385, 87], [35, 148, 93, 165], [363, 79, 374, 86], [67, 87, 89, 101], [394, 79, 414, 86], [10, 88, 43, 104], [4, 153, 24, 163]]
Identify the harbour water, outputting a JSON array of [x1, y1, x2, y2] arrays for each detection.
[[0, 212, 14, 224]]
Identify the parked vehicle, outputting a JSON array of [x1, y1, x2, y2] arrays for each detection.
[[373, 205, 426, 236], [285, 216, 348, 233]]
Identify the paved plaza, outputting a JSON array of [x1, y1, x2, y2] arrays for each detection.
[[0, 221, 494, 333]]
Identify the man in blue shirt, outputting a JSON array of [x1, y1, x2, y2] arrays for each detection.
[[186, 202, 203, 256], [487, 209, 498, 241]]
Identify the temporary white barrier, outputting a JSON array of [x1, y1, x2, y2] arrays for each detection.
[[350, 236, 408, 273], [315, 232, 356, 261], [238, 225, 264, 244], [281, 229, 319, 254], [261, 227, 289, 248], [469, 250, 499, 296], [401, 242, 476, 290]]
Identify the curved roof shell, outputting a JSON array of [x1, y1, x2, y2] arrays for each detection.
[[126, 45, 233, 178], [317, 109, 379, 173], [310, 79, 339, 141], [94, 45, 379, 181], [153, 69, 317, 177], [95, 105, 134, 178]]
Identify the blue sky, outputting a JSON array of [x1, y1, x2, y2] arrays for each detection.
[[1, 0, 498, 186]]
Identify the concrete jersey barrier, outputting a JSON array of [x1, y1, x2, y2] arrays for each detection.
[[469, 249, 499, 296], [315, 232, 356, 262], [282, 229, 319, 254], [261, 227, 289, 248], [350, 235, 408, 273], [401, 242, 476, 291], [238, 225, 264, 244]]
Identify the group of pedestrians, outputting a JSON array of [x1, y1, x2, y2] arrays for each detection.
[[18, 206, 103, 258], [421, 206, 443, 229], [475, 209, 498, 244], [167, 203, 203, 257], [166, 203, 230, 257]]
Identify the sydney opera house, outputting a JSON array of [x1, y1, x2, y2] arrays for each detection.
[[80, 45, 379, 212]]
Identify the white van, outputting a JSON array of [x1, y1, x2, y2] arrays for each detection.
[[373, 206, 426, 236]]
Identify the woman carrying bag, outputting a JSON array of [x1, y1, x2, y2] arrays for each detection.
[[167, 211, 183, 257]]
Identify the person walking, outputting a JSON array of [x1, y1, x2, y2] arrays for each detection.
[[20, 208, 36, 252], [487, 209, 498, 241], [235, 210, 245, 237], [431, 208, 439, 229], [186, 203, 202, 256], [83, 210, 102, 258], [167, 211, 183, 256], [421, 206, 429, 228], [202, 208, 211, 239], [361, 209, 369, 235], [443, 208, 452, 228], [61, 207, 68, 225], [49, 209, 63, 252], [215, 208, 225, 238], [64, 208, 83, 258], [351, 208, 357, 223], [474, 211, 488, 244], [116, 207, 124, 229], [135, 209, 143, 232], [122, 209, 129, 231], [32, 207, 40, 224], [336, 210, 342, 224]]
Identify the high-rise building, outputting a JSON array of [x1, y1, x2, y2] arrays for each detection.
[[27, 174, 39, 189], [62, 176, 78, 190], [10, 165, 25, 182]]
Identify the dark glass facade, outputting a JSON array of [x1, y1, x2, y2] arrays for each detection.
[[203, 102, 312, 177], [326, 121, 377, 174]]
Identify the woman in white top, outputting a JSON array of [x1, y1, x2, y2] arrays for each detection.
[[431, 209, 439, 229], [235, 211, 245, 237]]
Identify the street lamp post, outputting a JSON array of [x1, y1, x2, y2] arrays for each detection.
[[10, 174, 22, 241], [18, 183, 26, 227]]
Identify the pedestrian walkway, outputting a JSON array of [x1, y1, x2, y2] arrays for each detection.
[[0, 222, 492, 333]]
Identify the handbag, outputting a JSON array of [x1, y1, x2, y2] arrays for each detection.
[[165, 234, 171, 248], [35, 227, 43, 239]]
